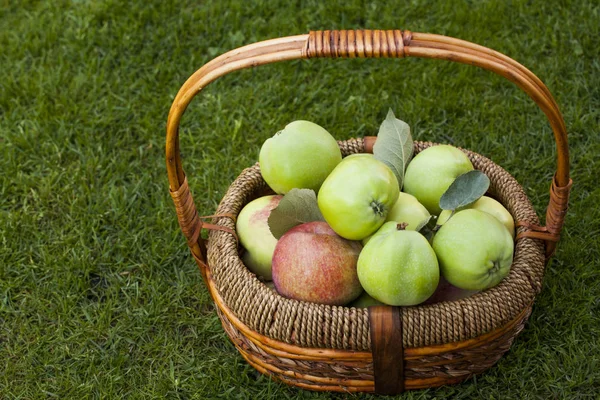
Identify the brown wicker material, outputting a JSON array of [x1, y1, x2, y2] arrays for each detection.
[[165, 30, 571, 393]]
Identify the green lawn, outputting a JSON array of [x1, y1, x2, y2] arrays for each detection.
[[1, 0, 599, 398]]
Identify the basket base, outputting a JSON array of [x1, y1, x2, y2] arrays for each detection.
[[204, 256, 533, 392], [216, 297, 532, 392]]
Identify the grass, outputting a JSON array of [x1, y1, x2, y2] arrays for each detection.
[[1, 0, 599, 398]]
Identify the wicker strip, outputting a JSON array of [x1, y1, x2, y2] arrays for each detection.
[[306, 29, 412, 59], [546, 174, 571, 245], [169, 176, 202, 246], [516, 176, 572, 255], [369, 306, 404, 393]]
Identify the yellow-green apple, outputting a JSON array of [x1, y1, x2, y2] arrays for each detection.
[[318, 154, 399, 240], [259, 120, 342, 194], [438, 196, 515, 237], [386, 192, 430, 228], [271, 221, 363, 305], [432, 209, 514, 290], [236, 195, 282, 279], [403, 145, 474, 215], [357, 222, 439, 306], [361, 220, 399, 246], [361, 192, 430, 246], [348, 292, 385, 308]]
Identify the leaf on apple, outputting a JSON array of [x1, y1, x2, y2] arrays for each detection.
[[267, 188, 325, 239], [416, 215, 436, 241], [415, 215, 433, 233], [373, 109, 413, 189], [439, 170, 490, 212]]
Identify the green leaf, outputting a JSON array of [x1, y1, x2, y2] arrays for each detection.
[[267, 188, 324, 239], [439, 170, 490, 211], [373, 109, 413, 188], [417, 215, 436, 242], [415, 215, 433, 233]]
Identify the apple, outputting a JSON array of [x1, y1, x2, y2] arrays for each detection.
[[259, 120, 342, 194], [357, 222, 439, 306], [361, 192, 430, 245], [361, 216, 411, 246], [361, 218, 399, 246], [271, 221, 363, 305], [432, 209, 514, 291], [423, 276, 479, 305], [318, 154, 400, 240], [348, 292, 385, 308], [403, 145, 474, 215], [438, 196, 515, 237], [236, 195, 282, 279], [386, 192, 431, 228]]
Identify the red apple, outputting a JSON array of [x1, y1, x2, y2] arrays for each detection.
[[423, 276, 479, 305], [272, 221, 363, 305]]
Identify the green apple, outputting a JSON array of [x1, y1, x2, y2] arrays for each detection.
[[361, 192, 430, 245], [236, 195, 282, 279], [361, 218, 398, 246], [259, 120, 342, 194], [403, 145, 474, 215], [348, 292, 385, 308], [432, 209, 514, 291], [438, 196, 515, 237], [357, 222, 440, 306], [386, 192, 431, 229], [318, 154, 400, 240]]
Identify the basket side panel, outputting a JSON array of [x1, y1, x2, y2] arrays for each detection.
[[216, 301, 532, 392]]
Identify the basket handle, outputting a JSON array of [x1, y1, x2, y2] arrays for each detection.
[[166, 29, 571, 266]]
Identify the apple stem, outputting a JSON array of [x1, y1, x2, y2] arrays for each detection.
[[396, 222, 408, 231]]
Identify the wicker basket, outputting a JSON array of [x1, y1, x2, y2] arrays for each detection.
[[166, 30, 572, 394]]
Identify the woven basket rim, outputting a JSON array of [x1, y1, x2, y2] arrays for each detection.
[[205, 139, 546, 351]]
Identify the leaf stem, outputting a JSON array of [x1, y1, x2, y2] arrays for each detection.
[[433, 209, 456, 232]]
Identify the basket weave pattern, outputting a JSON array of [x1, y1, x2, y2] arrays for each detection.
[[218, 302, 532, 391], [206, 139, 545, 351]]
